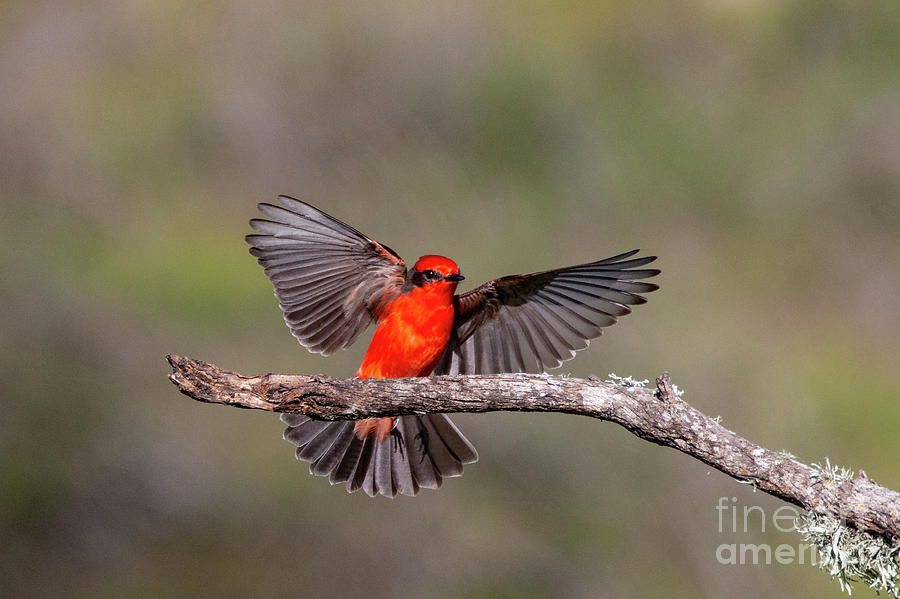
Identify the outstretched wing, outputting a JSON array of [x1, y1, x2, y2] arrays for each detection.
[[434, 250, 660, 375], [246, 195, 407, 355]]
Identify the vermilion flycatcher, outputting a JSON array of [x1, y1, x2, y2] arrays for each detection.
[[247, 196, 660, 497]]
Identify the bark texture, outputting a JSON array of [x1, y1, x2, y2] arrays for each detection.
[[166, 354, 900, 542]]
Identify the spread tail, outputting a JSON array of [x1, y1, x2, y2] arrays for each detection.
[[280, 414, 478, 497]]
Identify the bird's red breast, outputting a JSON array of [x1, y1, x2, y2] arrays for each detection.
[[353, 255, 461, 441]]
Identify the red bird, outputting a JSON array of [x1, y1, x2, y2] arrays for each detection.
[[247, 196, 660, 498]]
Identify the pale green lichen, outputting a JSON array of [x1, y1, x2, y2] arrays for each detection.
[[606, 373, 688, 403], [607, 373, 686, 399], [606, 373, 649, 388], [811, 457, 855, 483], [796, 509, 899, 597]]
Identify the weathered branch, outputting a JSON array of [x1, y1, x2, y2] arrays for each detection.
[[166, 354, 900, 542]]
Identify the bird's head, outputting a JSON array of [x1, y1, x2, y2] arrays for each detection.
[[410, 255, 465, 288]]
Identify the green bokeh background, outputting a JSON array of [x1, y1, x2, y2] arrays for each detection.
[[3, 1, 898, 597]]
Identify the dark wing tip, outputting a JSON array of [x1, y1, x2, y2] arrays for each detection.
[[604, 248, 641, 262], [245, 233, 267, 249], [247, 218, 272, 232]]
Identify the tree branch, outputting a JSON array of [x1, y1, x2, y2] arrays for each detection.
[[166, 354, 900, 543]]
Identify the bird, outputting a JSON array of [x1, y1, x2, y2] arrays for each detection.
[[246, 195, 660, 498]]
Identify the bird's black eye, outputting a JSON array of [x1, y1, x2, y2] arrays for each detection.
[[423, 269, 438, 280]]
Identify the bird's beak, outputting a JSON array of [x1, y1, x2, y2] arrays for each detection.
[[445, 273, 465, 282]]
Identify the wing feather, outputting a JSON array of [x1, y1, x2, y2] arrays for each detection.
[[247, 196, 407, 355]]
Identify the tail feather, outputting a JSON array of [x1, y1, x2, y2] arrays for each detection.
[[284, 418, 329, 446], [398, 416, 441, 490], [349, 437, 375, 493], [418, 415, 464, 477], [310, 422, 355, 476], [281, 413, 309, 427], [330, 433, 364, 484], [280, 413, 477, 497], [373, 440, 394, 497], [426, 414, 479, 463], [390, 434, 418, 497], [297, 422, 345, 462]]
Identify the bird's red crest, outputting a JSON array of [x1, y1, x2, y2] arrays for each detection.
[[413, 254, 460, 276]]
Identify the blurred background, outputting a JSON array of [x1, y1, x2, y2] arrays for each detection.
[[2, 1, 898, 597]]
